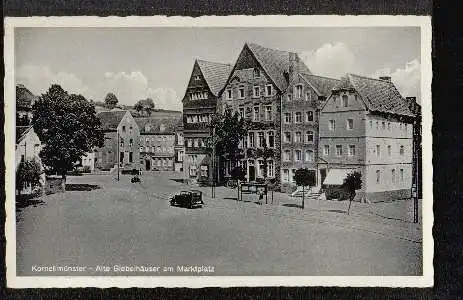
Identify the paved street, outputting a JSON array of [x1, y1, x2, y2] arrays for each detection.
[[16, 172, 422, 276]]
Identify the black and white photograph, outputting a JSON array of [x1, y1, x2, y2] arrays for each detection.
[[5, 16, 432, 288]]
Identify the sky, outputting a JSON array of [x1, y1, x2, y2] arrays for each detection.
[[15, 27, 421, 110]]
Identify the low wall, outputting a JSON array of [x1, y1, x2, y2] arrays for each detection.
[[366, 189, 411, 203], [45, 176, 65, 194]]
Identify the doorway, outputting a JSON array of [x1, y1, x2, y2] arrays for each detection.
[[320, 168, 327, 186], [145, 159, 151, 170], [248, 160, 256, 182]]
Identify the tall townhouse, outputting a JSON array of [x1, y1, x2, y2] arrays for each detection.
[[280, 74, 340, 192], [218, 43, 311, 185], [95, 109, 140, 172], [182, 59, 232, 182], [135, 117, 179, 171], [173, 118, 185, 173], [318, 74, 415, 203]]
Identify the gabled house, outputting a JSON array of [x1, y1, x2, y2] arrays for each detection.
[[94, 110, 140, 171], [182, 59, 232, 182], [280, 73, 340, 192], [217, 42, 311, 185], [318, 74, 415, 202], [16, 84, 38, 126]]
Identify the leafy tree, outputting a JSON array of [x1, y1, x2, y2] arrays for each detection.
[[144, 98, 155, 116], [134, 101, 144, 115], [104, 92, 118, 108], [32, 84, 104, 186], [294, 168, 316, 209], [16, 159, 42, 195], [208, 108, 249, 179], [342, 171, 362, 215]]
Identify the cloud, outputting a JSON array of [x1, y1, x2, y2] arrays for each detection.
[[16, 65, 89, 96], [16, 65, 182, 110], [372, 59, 421, 100], [299, 43, 359, 79]]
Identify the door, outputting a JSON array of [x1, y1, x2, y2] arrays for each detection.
[[146, 159, 151, 170], [320, 168, 327, 186], [249, 166, 256, 182]]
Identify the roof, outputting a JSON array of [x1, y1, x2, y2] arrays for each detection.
[[300, 73, 340, 96], [135, 116, 181, 134], [16, 126, 33, 143], [16, 84, 38, 109], [334, 74, 415, 117], [323, 168, 356, 185], [196, 60, 233, 96], [245, 42, 312, 92], [97, 110, 127, 131]]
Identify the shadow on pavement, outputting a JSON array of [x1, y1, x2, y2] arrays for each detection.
[[170, 178, 184, 183], [327, 209, 347, 214], [282, 203, 302, 209], [16, 195, 46, 211], [65, 184, 101, 191]]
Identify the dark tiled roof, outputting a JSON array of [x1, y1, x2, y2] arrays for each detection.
[[97, 110, 127, 131], [16, 84, 38, 109], [335, 74, 414, 117], [135, 116, 181, 134], [16, 126, 32, 143], [300, 73, 340, 97], [196, 60, 233, 96], [246, 43, 312, 92]]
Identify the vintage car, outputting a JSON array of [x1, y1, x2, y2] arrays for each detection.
[[169, 190, 203, 208]]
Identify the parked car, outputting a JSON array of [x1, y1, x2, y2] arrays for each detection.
[[170, 190, 203, 208]]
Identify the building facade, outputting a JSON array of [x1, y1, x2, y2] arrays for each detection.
[[94, 110, 140, 171], [318, 74, 415, 202], [218, 43, 312, 186], [280, 73, 340, 192], [182, 59, 232, 182], [173, 119, 185, 173]]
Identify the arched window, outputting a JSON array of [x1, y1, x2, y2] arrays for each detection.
[[306, 130, 314, 143]]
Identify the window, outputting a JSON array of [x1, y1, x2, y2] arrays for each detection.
[[283, 169, 289, 182], [291, 169, 296, 183], [284, 132, 291, 143], [267, 131, 274, 148], [189, 165, 197, 176], [376, 170, 381, 183], [253, 86, 260, 97], [348, 145, 356, 156], [129, 152, 133, 163], [284, 113, 292, 124], [238, 86, 245, 99], [346, 119, 354, 130], [194, 139, 199, 148], [253, 68, 260, 78], [253, 106, 260, 121], [294, 150, 302, 161], [305, 130, 314, 143], [295, 85, 303, 98], [400, 169, 404, 182], [305, 150, 314, 162], [129, 138, 133, 147], [265, 106, 273, 121], [287, 94, 292, 101], [140, 146, 143, 152], [267, 160, 274, 177], [120, 138, 124, 147], [400, 145, 404, 155], [239, 107, 245, 119], [305, 91, 311, 102], [226, 89, 232, 100], [382, 121, 386, 130], [258, 131, 265, 148], [129, 126, 133, 134], [388, 145, 392, 156], [265, 84, 273, 96], [187, 139, 192, 147], [295, 131, 302, 143], [323, 145, 330, 156], [376, 145, 381, 157], [342, 95, 349, 107], [336, 145, 342, 156], [306, 111, 314, 122], [122, 125, 126, 132], [258, 160, 265, 177], [249, 132, 255, 148], [283, 150, 291, 161], [392, 169, 396, 183], [329, 120, 336, 131], [145, 138, 150, 146], [295, 112, 302, 123]]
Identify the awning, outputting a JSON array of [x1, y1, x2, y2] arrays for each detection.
[[323, 169, 356, 185]]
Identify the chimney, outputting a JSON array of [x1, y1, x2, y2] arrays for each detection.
[[379, 76, 391, 82]]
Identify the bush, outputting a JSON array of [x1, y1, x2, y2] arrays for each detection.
[[16, 159, 42, 194], [82, 166, 91, 173]]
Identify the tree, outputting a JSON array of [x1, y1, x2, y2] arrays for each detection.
[[134, 101, 144, 115], [32, 84, 104, 187], [144, 98, 155, 116], [342, 171, 362, 215], [104, 92, 118, 108], [16, 159, 42, 196], [208, 107, 249, 181], [294, 168, 316, 209]]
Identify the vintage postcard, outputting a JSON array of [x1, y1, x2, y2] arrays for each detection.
[[4, 16, 432, 288]]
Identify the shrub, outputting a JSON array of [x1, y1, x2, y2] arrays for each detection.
[[16, 159, 42, 195]]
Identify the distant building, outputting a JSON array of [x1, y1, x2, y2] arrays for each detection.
[[16, 84, 38, 126], [80, 152, 95, 172], [318, 74, 415, 202], [218, 43, 311, 185], [182, 59, 232, 182], [135, 117, 180, 171], [280, 74, 339, 192], [15, 126, 42, 167], [94, 110, 140, 172]]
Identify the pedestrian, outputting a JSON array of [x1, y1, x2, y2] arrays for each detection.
[[257, 188, 264, 205]]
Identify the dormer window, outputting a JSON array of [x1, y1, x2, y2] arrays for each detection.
[[253, 68, 260, 78], [226, 89, 232, 100], [342, 95, 349, 107], [265, 85, 273, 96], [238, 86, 245, 99], [295, 85, 303, 99]]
